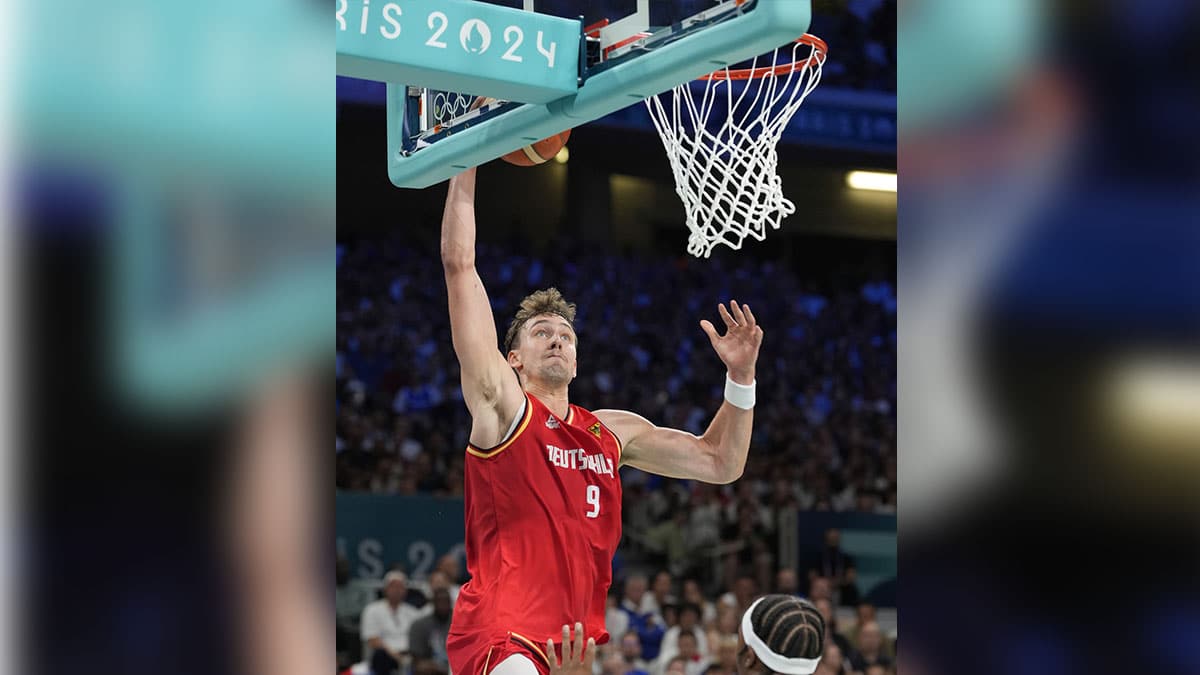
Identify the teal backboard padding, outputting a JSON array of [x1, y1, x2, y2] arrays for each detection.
[[899, 0, 1040, 130], [116, 181, 334, 411], [21, 0, 333, 412], [337, 0, 581, 105], [373, 0, 813, 188]]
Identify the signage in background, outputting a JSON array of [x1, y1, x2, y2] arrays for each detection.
[[795, 511, 897, 607], [337, 494, 466, 581]]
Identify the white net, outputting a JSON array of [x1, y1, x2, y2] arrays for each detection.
[[645, 36, 826, 258]]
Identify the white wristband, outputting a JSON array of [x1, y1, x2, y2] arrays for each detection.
[[724, 374, 756, 410]]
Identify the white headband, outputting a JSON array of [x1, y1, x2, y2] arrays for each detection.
[[740, 597, 822, 675]]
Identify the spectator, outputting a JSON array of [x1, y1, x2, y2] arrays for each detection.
[[644, 509, 693, 579], [663, 656, 687, 675], [814, 642, 845, 675], [641, 570, 678, 621], [603, 650, 632, 675], [807, 576, 834, 604], [657, 603, 709, 666], [680, 578, 716, 626], [687, 485, 723, 544], [841, 602, 887, 654], [719, 576, 758, 615], [360, 571, 430, 675], [711, 634, 739, 674], [706, 602, 739, 655], [618, 574, 667, 661], [864, 665, 888, 675], [436, 553, 464, 585], [774, 567, 800, 596], [809, 529, 859, 606], [812, 597, 854, 660], [846, 621, 892, 673], [426, 569, 459, 606], [409, 588, 453, 675], [660, 631, 709, 675], [618, 630, 653, 675]]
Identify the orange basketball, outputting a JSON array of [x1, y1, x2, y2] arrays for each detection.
[[501, 129, 572, 166]]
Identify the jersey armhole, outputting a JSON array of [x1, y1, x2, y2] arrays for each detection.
[[466, 394, 531, 459]]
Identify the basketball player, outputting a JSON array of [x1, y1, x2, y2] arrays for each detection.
[[734, 595, 826, 675], [440, 166, 763, 675]]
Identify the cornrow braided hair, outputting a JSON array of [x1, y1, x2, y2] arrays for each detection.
[[749, 595, 826, 671]]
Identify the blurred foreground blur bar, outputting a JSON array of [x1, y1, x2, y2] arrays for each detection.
[[899, 0, 1200, 673], [19, 0, 334, 412], [17, 1, 333, 675]]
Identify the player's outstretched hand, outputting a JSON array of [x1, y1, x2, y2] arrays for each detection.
[[700, 300, 763, 385], [547, 623, 595, 675]]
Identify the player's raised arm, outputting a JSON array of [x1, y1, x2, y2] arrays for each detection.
[[596, 301, 762, 484], [441, 168, 524, 447]]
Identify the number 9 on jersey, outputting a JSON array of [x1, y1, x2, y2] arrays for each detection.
[[585, 485, 600, 518]]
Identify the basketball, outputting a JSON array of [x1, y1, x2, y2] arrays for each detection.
[[501, 129, 572, 166]]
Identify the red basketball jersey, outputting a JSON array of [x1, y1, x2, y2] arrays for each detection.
[[447, 392, 623, 675]]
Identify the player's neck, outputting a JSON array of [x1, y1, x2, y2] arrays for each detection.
[[524, 381, 569, 419]]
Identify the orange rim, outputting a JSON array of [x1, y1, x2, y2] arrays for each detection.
[[701, 35, 827, 81]]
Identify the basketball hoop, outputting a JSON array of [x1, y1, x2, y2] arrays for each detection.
[[645, 35, 827, 258]]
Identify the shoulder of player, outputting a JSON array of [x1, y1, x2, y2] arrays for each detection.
[[592, 408, 655, 436]]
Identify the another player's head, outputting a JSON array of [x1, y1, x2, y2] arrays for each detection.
[[736, 595, 825, 675], [503, 288, 578, 387]]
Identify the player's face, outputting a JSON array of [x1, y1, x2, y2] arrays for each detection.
[[519, 315, 577, 385]]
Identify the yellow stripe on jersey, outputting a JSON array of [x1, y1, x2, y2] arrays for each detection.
[[509, 632, 551, 667], [466, 394, 533, 459], [606, 425, 623, 463]]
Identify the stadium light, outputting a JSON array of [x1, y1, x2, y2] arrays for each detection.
[[554, 146, 570, 164], [846, 170, 896, 192]]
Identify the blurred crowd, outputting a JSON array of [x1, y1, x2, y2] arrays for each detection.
[[809, 0, 896, 92], [337, 552, 898, 675], [336, 235, 896, 519]]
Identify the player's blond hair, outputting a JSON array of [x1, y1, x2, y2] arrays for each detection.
[[503, 287, 577, 353]]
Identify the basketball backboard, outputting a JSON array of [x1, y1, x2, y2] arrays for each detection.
[[335, 0, 814, 188]]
